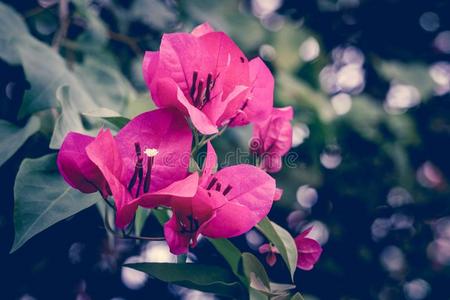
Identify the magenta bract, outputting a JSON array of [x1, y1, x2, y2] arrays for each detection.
[[142, 23, 274, 134], [163, 142, 277, 254], [252, 106, 294, 173], [57, 108, 195, 228]]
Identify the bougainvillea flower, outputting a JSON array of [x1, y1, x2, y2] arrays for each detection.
[[163, 142, 276, 254], [57, 108, 197, 228], [259, 243, 280, 267], [228, 57, 274, 127], [251, 107, 294, 173], [295, 227, 323, 270], [142, 23, 273, 135]]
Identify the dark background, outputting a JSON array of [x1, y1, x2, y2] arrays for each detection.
[[1, 0, 450, 299]]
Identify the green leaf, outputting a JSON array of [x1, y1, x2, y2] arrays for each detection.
[[11, 154, 99, 252], [74, 58, 137, 113], [241, 253, 272, 299], [50, 86, 96, 149], [291, 292, 306, 300], [152, 208, 170, 225], [82, 107, 130, 130], [208, 238, 247, 284], [256, 217, 298, 280], [130, 0, 177, 30], [241, 252, 271, 289], [18, 37, 96, 119], [0, 116, 40, 167], [134, 207, 151, 236], [0, 2, 28, 64], [125, 263, 242, 297], [72, 0, 108, 48]]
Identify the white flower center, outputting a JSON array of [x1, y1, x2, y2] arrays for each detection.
[[144, 148, 159, 157]]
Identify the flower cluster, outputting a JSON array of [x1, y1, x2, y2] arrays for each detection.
[[57, 23, 321, 270]]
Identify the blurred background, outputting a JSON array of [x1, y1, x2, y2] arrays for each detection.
[[1, 0, 450, 299]]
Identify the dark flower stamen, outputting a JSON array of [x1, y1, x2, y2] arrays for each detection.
[[194, 80, 204, 107], [128, 143, 143, 192], [215, 182, 222, 192], [207, 177, 218, 190], [205, 73, 213, 102], [223, 185, 232, 196], [143, 156, 154, 193], [190, 71, 198, 99]]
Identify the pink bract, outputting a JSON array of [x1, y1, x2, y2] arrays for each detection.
[[142, 23, 274, 134], [57, 108, 196, 228], [259, 243, 280, 267], [163, 142, 277, 254], [295, 227, 323, 271], [252, 106, 294, 173]]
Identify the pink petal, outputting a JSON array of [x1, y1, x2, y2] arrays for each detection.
[[199, 165, 276, 238], [215, 85, 249, 125], [152, 77, 190, 111], [138, 172, 199, 208], [115, 108, 192, 191], [57, 132, 107, 195], [299, 226, 314, 239], [266, 252, 277, 267], [295, 234, 323, 271], [200, 200, 257, 238], [175, 87, 218, 134], [230, 57, 274, 126], [142, 51, 160, 92], [197, 32, 250, 100], [274, 188, 283, 201], [164, 215, 191, 255], [212, 164, 276, 222], [200, 142, 218, 186], [260, 153, 283, 173], [155, 32, 199, 97], [253, 107, 294, 173], [258, 243, 270, 254], [85, 129, 136, 228], [191, 22, 215, 36]]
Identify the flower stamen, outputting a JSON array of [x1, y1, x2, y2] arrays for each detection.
[[143, 148, 158, 193]]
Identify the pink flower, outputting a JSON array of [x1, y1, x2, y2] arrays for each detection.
[[259, 243, 280, 267], [163, 142, 276, 254], [57, 108, 197, 228], [142, 23, 273, 135], [251, 107, 294, 173], [295, 227, 323, 271]]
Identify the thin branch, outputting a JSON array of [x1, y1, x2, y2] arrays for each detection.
[[52, 0, 70, 50], [108, 31, 142, 56]]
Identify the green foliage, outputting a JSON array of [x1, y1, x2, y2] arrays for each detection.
[[257, 217, 298, 280], [0, 116, 40, 167], [0, 2, 29, 64], [11, 154, 98, 252], [125, 263, 242, 297]]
